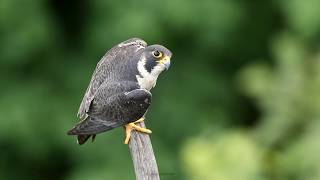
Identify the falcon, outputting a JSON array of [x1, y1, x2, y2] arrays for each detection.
[[67, 38, 172, 145]]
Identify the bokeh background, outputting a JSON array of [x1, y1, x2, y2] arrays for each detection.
[[1, 0, 320, 179]]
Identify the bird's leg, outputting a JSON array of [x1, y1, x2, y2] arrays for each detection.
[[124, 118, 152, 144]]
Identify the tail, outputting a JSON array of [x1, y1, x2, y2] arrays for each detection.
[[68, 129, 96, 145], [67, 116, 113, 145], [67, 117, 97, 145]]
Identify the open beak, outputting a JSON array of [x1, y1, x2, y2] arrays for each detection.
[[158, 55, 171, 70]]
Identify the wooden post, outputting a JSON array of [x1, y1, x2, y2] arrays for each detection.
[[128, 121, 160, 180]]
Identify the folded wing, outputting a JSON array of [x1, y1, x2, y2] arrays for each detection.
[[68, 84, 152, 135], [77, 38, 147, 120]]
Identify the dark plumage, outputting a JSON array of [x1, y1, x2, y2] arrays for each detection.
[[67, 38, 172, 144]]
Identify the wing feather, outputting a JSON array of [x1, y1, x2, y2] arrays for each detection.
[[68, 88, 152, 135]]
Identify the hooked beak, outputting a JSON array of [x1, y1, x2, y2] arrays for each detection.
[[158, 55, 171, 70]]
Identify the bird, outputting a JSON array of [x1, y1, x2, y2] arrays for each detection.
[[67, 38, 172, 145]]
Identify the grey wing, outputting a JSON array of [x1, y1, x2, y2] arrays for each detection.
[[77, 38, 147, 120], [68, 82, 152, 135]]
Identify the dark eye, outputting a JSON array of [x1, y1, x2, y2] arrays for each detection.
[[152, 50, 162, 58]]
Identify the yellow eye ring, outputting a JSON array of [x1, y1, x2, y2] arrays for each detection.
[[152, 50, 162, 58]]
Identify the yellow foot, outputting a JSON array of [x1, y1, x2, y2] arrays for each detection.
[[124, 118, 152, 144]]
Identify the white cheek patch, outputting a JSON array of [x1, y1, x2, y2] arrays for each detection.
[[136, 56, 165, 90]]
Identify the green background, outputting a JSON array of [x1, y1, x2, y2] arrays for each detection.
[[1, 0, 320, 179]]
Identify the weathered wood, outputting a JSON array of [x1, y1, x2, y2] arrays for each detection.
[[128, 121, 160, 180]]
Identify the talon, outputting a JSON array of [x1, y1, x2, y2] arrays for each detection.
[[124, 118, 152, 144], [124, 124, 132, 144]]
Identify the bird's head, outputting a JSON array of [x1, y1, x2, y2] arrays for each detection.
[[138, 45, 172, 77]]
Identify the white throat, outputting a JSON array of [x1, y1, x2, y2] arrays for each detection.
[[136, 57, 165, 90]]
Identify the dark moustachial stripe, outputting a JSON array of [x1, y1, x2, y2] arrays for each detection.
[[144, 59, 157, 73]]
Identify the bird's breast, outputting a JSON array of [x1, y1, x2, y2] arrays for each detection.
[[136, 75, 158, 90]]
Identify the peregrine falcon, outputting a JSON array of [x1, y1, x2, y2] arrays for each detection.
[[67, 38, 172, 145]]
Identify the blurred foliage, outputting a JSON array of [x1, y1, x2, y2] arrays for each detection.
[[0, 0, 320, 180], [237, 34, 320, 180], [182, 131, 263, 180]]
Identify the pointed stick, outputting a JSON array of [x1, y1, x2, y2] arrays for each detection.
[[128, 121, 160, 180]]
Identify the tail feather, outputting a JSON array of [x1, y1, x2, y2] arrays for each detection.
[[68, 117, 116, 135], [77, 135, 92, 145], [68, 117, 95, 145], [67, 116, 114, 145]]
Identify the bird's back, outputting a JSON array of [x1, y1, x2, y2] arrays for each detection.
[[77, 38, 147, 120]]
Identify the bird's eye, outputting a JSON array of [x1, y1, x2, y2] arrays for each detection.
[[152, 50, 162, 58]]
